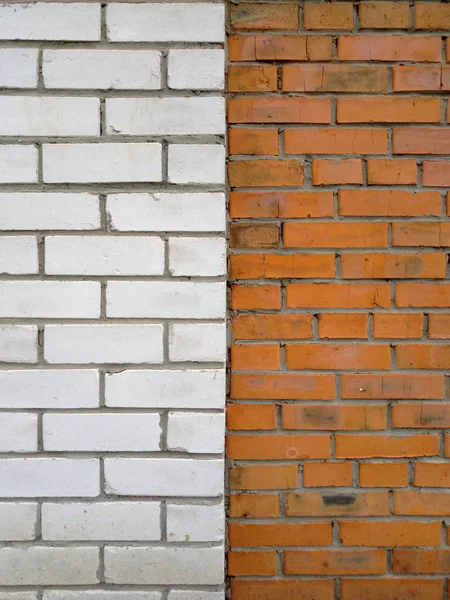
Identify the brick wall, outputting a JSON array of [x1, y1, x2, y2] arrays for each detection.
[[228, 2, 450, 599], [0, 1, 225, 596]]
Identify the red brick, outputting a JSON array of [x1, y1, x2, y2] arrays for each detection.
[[338, 521, 441, 546], [303, 462, 353, 488], [373, 313, 423, 339], [228, 98, 331, 124], [415, 2, 450, 29], [414, 463, 450, 488], [341, 374, 445, 400], [359, 2, 410, 29], [229, 494, 279, 518], [359, 463, 409, 488], [393, 548, 450, 574], [227, 65, 277, 92], [228, 159, 303, 188], [338, 35, 441, 62], [227, 434, 330, 460], [231, 284, 281, 310], [396, 283, 450, 308], [367, 159, 417, 185], [394, 490, 450, 516], [228, 35, 333, 61], [312, 159, 363, 185], [341, 253, 446, 279], [337, 97, 440, 124], [282, 404, 386, 430], [231, 580, 334, 600], [228, 551, 278, 576], [339, 190, 440, 217], [230, 373, 335, 400], [231, 343, 280, 371], [229, 129, 279, 156], [429, 314, 450, 339], [393, 66, 441, 91], [230, 224, 279, 248], [229, 191, 334, 218], [340, 579, 443, 600], [227, 404, 277, 431], [282, 64, 388, 93], [303, 2, 354, 30], [232, 314, 313, 340], [229, 522, 332, 547], [284, 128, 388, 155], [393, 404, 450, 429], [396, 344, 450, 369], [230, 3, 298, 30], [283, 222, 388, 248], [335, 434, 439, 458], [229, 465, 298, 490], [230, 253, 335, 279], [285, 491, 389, 517], [287, 283, 391, 308], [392, 223, 450, 248], [423, 161, 450, 186], [286, 343, 390, 370], [284, 549, 386, 575], [318, 313, 368, 339], [394, 129, 450, 155]]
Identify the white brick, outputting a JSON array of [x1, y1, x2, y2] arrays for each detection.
[[42, 502, 161, 541], [0, 370, 99, 409], [0, 413, 37, 452], [168, 145, 225, 184], [0, 97, 99, 136], [107, 4, 224, 42], [169, 237, 226, 276], [45, 325, 164, 365], [0, 145, 37, 183], [107, 193, 225, 233], [105, 369, 225, 409], [0, 3, 100, 41], [169, 324, 226, 363], [43, 50, 161, 90], [0, 49, 38, 87], [45, 236, 164, 276], [167, 504, 224, 542], [0, 458, 99, 497], [168, 592, 223, 600], [0, 236, 38, 274], [168, 50, 224, 90], [104, 458, 224, 496], [105, 546, 223, 584], [0, 547, 99, 585], [0, 193, 100, 231], [45, 593, 161, 600], [0, 281, 100, 318], [167, 412, 224, 454], [106, 98, 225, 136], [0, 503, 37, 541], [43, 143, 162, 184], [0, 593, 38, 600], [0, 325, 37, 362], [43, 414, 161, 452], [107, 282, 225, 319]]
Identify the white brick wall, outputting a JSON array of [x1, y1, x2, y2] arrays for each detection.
[[0, 1, 225, 597]]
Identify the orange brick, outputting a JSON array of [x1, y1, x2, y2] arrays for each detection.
[[373, 313, 423, 339], [284, 549, 386, 575], [227, 434, 330, 460], [415, 2, 450, 29], [359, 2, 410, 29], [287, 283, 391, 309], [340, 579, 442, 600], [231, 284, 281, 310], [230, 373, 335, 400], [228, 551, 278, 576], [341, 374, 445, 400], [423, 161, 450, 186], [359, 463, 409, 488], [230, 224, 279, 248], [231, 344, 280, 371], [394, 490, 450, 516], [232, 314, 313, 340], [229, 160, 303, 188], [229, 129, 279, 156], [229, 191, 334, 218], [335, 434, 439, 458], [228, 34, 333, 61], [396, 283, 450, 308], [337, 97, 440, 124], [227, 404, 276, 431], [394, 128, 450, 155], [303, 462, 353, 488], [281, 404, 386, 431], [429, 314, 450, 338], [230, 3, 299, 30], [230, 253, 335, 279], [393, 66, 441, 91], [284, 128, 388, 155], [286, 343, 391, 370], [286, 491, 389, 517], [366, 159, 417, 185], [303, 2, 353, 30], [312, 159, 363, 185], [392, 404, 450, 429], [338, 521, 441, 547], [228, 97, 331, 124], [414, 463, 450, 488], [339, 190, 440, 217], [229, 465, 298, 490], [283, 222, 388, 248], [318, 313, 368, 339], [227, 65, 277, 93], [231, 580, 334, 600], [228, 522, 332, 547], [393, 549, 450, 574], [282, 64, 388, 93], [338, 35, 441, 62], [229, 494, 279, 518], [340, 253, 446, 279], [396, 344, 450, 369]]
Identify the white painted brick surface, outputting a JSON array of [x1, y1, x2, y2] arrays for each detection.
[[167, 412, 225, 453], [43, 50, 161, 90], [42, 502, 161, 541], [45, 236, 165, 276], [0, 413, 37, 452], [169, 237, 226, 276], [168, 145, 226, 184], [0, 592, 38, 600], [0, 49, 38, 87], [44, 594, 161, 600], [43, 414, 161, 452], [107, 193, 226, 232], [0, 370, 99, 408], [0, 145, 37, 183], [169, 323, 227, 363], [104, 458, 224, 496], [167, 504, 224, 542], [105, 546, 224, 584], [44, 325, 164, 364], [107, 4, 225, 42], [0, 236, 38, 274], [168, 593, 224, 600], [43, 143, 163, 183], [168, 50, 225, 90], [0, 326, 37, 363], [0, 503, 37, 541]]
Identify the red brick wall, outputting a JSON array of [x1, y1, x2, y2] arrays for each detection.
[[227, 2, 450, 599]]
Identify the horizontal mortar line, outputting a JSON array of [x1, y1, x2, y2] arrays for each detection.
[[0, 89, 225, 97], [0, 184, 226, 192], [0, 274, 227, 282], [0, 452, 224, 459], [0, 363, 226, 370], [0, 408, 225, 414], [0, 136, 226, 143], [0, 540, 224, 548], [230, 219, 449, 223], [0, 41, 226, 50], [0, 496, 224, 503]]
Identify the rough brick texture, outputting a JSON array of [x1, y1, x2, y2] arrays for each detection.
[[228, 2, 450, 598], [0, 1, 225, 597]]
